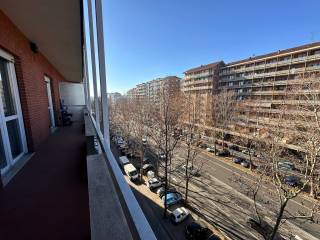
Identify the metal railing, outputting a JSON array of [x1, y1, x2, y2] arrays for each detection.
[[88, 112, 157, 240]]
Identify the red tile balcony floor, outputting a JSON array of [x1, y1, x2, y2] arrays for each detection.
[[0, 123, 90, 240]]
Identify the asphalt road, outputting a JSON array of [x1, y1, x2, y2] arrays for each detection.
[[111, 140, 319, 240], [168, 146, 320, 240]]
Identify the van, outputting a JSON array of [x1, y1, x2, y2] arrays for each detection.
[[124, 163, 139, 182], [119, 156, 129, 168]]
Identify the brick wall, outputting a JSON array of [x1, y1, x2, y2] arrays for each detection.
[[0, 10, 66, 151]]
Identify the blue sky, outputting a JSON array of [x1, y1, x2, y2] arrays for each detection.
[[103, 0, 320, 93]]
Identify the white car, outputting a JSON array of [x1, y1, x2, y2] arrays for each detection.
[[147, 170, 155, 179], [206, 147, 215, 153], [170, 207, 190, 224], [147, 177, 162, 190]]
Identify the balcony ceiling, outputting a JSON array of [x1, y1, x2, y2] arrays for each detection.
[[0, 0, 83, 83]]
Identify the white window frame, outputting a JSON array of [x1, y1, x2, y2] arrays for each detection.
[[0, 49, 28, 174]]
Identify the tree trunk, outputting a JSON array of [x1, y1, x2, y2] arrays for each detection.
[[163, 155, 168, 218], [185, 144, 191, 205], [309, 175, 315, 197], [248, 150, 252, 171], [269, 199, 289, 240]]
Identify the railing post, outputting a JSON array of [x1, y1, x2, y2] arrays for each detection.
[[83, 46, 91, 112], [95, 0, 110, 146], [87, 0, 100, 131]]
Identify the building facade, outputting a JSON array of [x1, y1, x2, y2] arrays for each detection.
[[182, 42, 320, 148], [182, 61, 224, 125], [218, 42, 320, 143], [126, 76, 181, 102]]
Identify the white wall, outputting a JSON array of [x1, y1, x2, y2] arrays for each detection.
[[59, 82, 85, 121]]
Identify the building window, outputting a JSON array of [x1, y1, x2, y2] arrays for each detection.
[[0, 49, 27, 173]]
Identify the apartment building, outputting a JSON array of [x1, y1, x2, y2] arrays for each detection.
[[218, 42, 320, 143], [127, 76, 181, 102], [182, 42, 320, 149], [182, 61, 224, 125]]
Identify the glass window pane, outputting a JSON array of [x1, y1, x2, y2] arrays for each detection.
[[0, 129, 7, 169], [6, 119, 22, 159], [0, 57, 17, 116]]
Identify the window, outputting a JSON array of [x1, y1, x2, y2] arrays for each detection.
[[0, 49, 27, 173]]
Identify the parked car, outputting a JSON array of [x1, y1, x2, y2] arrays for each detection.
[[157, 186, 177, 198], [217, 149, 230, 157], [185, 222, 210, 240], [206, 147, 215, 153], [147, 177, 162, 190], [142, 164, 155, 175], [162, 192, 183, 206], [182, 164, 192, 171], [142, 155, 149, 164], [228, 144, 240, 151], [241, 149, 249, 154], [124, 163, 139, 182], [278, 160, 295, 171], [147, 170, 155, 179], [199, 143, 208, 149], [118, 156, 130, 168], [182, 164, 200, 177], [142, 138, 147, 144], [170, 207, 189, 224], [284, 175, 300, 187], [159, 153, 166, 160], [233, 157, 244, 164], [241, 160, 250, 168]]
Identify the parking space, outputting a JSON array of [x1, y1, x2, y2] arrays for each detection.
[[111, 139, 224, 240]]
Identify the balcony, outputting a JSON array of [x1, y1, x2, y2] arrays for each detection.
[[0, 1, 156, 240], [0, 123, 91, 239]]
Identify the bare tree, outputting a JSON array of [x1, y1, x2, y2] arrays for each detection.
[[210, 89, 237, 153], [236, 102, 320, 239], [130, 99, 153, 181], [146, 89, 183, 217], [180, 92, 204, 205], [289, 75, 320, 198]]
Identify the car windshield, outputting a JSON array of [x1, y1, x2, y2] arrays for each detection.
[[129, 170, 138, 176]]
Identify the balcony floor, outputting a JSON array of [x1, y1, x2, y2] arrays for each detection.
[[0, 123, 90, 240]]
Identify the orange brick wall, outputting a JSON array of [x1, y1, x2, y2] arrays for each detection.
[[0, 10, 66, 151]]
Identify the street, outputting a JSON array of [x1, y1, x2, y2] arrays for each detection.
[[168, 146, 320, 240], [111, 141, 319, 240], [111, 144, 224, 240]]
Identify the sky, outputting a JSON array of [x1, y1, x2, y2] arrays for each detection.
[[102, 0, 320, 94]]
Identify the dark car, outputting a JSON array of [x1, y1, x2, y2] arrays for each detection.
[[233, 157, 244, 164], [199, 143, 208, 149], [185, 222, 210, 240], [284, 175, 300, 187], [162, 192, 183, 206], [217, 149, 230, 157], [241, 160, 250, 168], [228, 144, 240, 151], [142, 164, 155, 175], [157, 186, 177, 198]]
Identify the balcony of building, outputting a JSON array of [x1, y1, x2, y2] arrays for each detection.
[[0, 1, 156, 240]]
